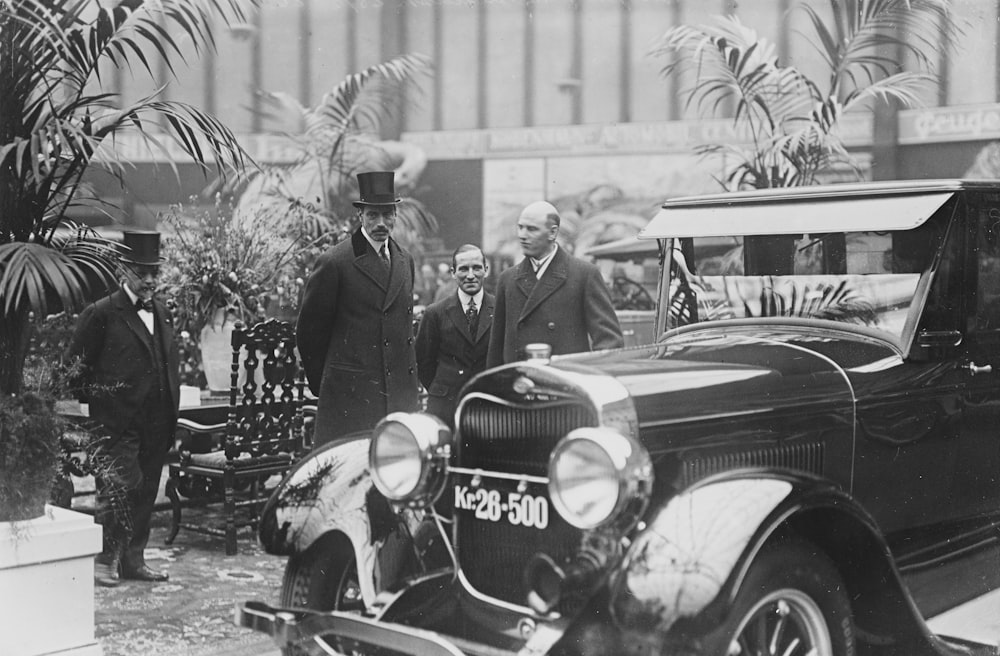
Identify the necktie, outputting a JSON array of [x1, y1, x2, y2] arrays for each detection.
[[135, 298, 154, 312], [466, 300, 478, 335], [379, 244, 390, 270]]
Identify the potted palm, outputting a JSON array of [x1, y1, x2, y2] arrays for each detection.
[[233, 54, 439, 258], [650, 0, 960, 190], [0, 1, 259, 654]]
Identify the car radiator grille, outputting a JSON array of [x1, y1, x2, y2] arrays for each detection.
[[454, 396, 597, 605]]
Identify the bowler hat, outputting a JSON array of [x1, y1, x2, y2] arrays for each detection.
[[120, 230, 165, 265], [352, 171, 400, 208]]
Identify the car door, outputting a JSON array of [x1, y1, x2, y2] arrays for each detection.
[[852, 212, 965, 538], [946, 194, 1000, 523]]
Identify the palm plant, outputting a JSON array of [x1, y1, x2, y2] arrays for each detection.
[[651, 0, 960, 190], [0, 0, 259, 395], [233, 54, 437, 253]]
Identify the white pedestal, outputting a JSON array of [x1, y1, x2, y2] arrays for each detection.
[[0, 505, 104, 656]]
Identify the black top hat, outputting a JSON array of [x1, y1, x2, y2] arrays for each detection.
[[352, 171, 400, 208], [120, 230, 165, 265]]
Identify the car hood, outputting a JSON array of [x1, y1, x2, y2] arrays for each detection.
[[539, 323, 893, 430]]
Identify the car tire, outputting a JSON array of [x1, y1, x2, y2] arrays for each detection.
[[279, 532, 363, 656], [710, 537, 855, 656]]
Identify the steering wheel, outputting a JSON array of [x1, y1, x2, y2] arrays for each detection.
[[611, 276, 654, 311]]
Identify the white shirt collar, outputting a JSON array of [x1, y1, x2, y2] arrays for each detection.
[[530, 242, 558, 278], [457, 289, 484, 309], [121, 282, 154, 333], [361, 227, 389, 261]]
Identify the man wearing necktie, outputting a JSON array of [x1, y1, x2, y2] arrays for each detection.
[[416, 244, 495, 427], [66, 231, 180, 587], [297, 171, 419, 445], [487, 201, 623, 366]]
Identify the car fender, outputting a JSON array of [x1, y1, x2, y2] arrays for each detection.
[[258, 436, 421, 607], [608, 471, 941, 653], [609, 475, 794, 635]]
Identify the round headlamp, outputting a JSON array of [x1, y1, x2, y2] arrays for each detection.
[[548, 427, 652, 531], [369, 412, 451, 507]]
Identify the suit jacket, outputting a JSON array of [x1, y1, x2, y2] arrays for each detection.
[[487, 247, 623, 367], [296, 228, 419, 444], [66, 289, 181, 436], [415, 291, 495, 425]]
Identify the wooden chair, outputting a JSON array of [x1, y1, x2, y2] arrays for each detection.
[[164, 318, 308, 555]]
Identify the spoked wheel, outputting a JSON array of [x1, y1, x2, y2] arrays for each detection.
[[729, 588, 833, 656], [713, 538, 854, 656], [280, 532, 363, 655]]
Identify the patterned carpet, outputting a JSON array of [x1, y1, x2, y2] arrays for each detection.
[[75, 481, 285, 656]]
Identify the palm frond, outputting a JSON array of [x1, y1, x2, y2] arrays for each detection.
[[307, 54, 431, 137], [842, 72, 933, 110], [0, 239, 113, 316], [0, 0, 263, 392], [797, 0, 962, 101]]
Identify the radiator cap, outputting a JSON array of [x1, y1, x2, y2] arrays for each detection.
[[524, 343, 552, 362]]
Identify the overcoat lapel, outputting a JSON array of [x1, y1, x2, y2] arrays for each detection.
[[475, 293, 494, 342], [112, 290, 155, 360], [350, 229, 389, 292], [445, 295, 476, 343], [382, 239, 409, 310], [518, 250, 568, 322], [514, 259, 536, 300], [153, 301, 173, 358]]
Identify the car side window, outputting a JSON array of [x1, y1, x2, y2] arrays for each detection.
[[974, 206, 1000, 332], [914, 217, 963, 333]]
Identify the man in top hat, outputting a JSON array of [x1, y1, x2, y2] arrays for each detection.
[[297, 171, 420, 445], [66, 230, 180, 587]]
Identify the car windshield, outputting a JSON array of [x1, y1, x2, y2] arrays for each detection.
[[664, 228, 943, 345]]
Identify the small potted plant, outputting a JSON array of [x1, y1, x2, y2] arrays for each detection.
[[0, 392, 62, 523]]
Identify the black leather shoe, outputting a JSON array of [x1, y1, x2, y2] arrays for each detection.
[[94, 560, 120, 587], [121, 564, 169, 582]]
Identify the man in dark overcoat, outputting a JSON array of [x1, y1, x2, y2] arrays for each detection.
[[297, 171, 419, 445], [416, 244, 494, 427], [67, 230, 180, 587], [487, 201, 624, 367]]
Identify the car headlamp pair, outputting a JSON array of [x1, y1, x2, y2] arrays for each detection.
[[370, 415, 652, 531]]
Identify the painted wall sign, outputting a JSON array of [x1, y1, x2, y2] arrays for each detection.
[[899, 104, 1000, 145]]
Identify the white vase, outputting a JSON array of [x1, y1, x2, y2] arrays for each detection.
[[199, 309, 237, 393], [0, 505, 103, 656], [199, 310, 269, 395]]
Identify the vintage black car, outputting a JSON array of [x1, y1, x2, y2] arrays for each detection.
[[240, 180, 1000, 656]]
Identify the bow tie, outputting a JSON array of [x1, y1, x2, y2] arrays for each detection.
[[135, 298, 154, 312]]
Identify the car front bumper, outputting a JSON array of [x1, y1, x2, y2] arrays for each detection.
[[238, 600, 470, 655]]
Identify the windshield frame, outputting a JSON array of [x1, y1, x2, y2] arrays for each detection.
[[653, 198, 962, 355]]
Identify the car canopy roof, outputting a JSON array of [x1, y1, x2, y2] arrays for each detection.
[[638, 180, 987, 240], [583, 236, 659, 260]]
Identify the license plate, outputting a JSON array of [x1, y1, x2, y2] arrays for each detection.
[[453, 484, 550, 529]]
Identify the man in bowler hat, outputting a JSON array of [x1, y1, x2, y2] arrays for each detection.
[[67, 230, 180, 587], [297, 171, 420, 445], [488, 200, 623, 366], [416, 244, 494, 427]]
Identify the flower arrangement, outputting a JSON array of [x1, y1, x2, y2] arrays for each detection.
[[160, 196, 305, 338]]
